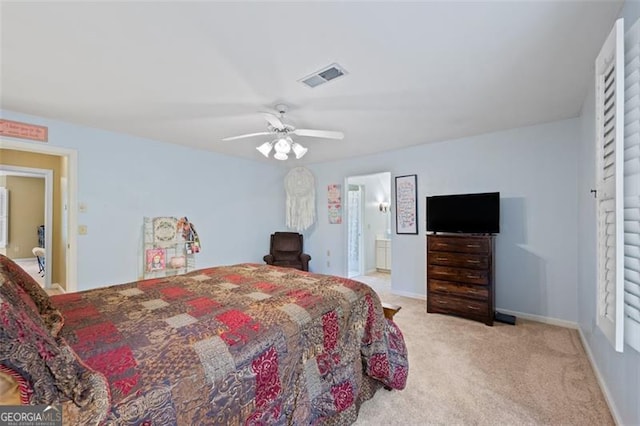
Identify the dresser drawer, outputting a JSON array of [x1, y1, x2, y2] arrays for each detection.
[[427, 293, 490, 318], [427, 265, 489, 285], [428, 279, 489, 300], [427, 236, 490, 254], [428, 251, 489, 270]]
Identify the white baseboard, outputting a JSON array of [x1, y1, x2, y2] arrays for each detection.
[[390, 289, 426, 300], [13, 257, 37, 262], [496, 308, 578, 329], [49, 283, 65, 293], [577, 328, 622, 426]]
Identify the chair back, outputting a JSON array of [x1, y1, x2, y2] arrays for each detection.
[[270, 232, 303, 260]]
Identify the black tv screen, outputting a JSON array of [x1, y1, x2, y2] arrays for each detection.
[[426, 192, 500, 234]]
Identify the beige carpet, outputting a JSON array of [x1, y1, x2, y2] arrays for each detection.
[[352, 284, 613, 425]]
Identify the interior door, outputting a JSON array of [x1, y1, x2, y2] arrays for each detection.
[[347, 184, 364, 277]]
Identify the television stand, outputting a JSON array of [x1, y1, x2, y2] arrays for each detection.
[[494, 311, 516, 325]]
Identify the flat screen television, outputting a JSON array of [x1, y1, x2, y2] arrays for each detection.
[[426, 192, 500, 234]]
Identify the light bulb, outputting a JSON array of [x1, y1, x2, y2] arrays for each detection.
[[274, 137, 291, 154], [274, 152, 288, 161], [292, 142, 308, 159], [256, 141, 273, 157]]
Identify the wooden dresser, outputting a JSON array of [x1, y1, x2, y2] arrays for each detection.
[[427, 234, 495, 325]]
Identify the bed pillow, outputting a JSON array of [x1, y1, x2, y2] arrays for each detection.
[[0, 267, 52, 337], [0, 254, 64, 336], [0, 284, 109, 417], [0, 367, 26, 405]]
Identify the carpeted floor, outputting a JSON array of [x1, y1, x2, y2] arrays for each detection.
[[352, 278, 613, 425]]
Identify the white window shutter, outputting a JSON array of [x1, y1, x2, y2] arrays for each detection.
[[0, 187, 7, 248], [624, 17, 640, 353], [596, 18, 625, 353]]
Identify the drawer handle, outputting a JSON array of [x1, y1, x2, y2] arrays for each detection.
[[436, 257, 449, 261], [467, 274, 480, 279], [436, 300, 448, 305], [466, 260, 480, 264], [438, 271, 455, 276], [467, 305, 481, 311], [466, 244, 481, 248]]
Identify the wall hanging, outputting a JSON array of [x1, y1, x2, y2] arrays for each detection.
[[285, 167, 316, 231], [395, 174, 418, 234], [328, 184, 342, 224]]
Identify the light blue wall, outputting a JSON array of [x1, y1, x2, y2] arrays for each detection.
[[577, 2, 640, 424], [306, 118, 580, 323], [0, 110, 287, 290]]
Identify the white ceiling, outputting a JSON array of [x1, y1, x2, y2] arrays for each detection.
[[0, 1, 623, 165]]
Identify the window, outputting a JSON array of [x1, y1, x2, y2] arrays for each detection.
[[595, 16, 640, 353], [595, 18, 625, 352], [623, 17, 640, 353]]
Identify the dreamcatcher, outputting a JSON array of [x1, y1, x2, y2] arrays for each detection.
[[284, 167, 316, 232]]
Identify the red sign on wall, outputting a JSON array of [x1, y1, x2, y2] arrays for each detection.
[[0, 119, 48, 142]]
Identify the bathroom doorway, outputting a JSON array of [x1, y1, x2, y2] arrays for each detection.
[[345, 172, 391, 280]]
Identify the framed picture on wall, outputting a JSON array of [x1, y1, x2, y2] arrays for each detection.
[[395, 174, 418, 234]]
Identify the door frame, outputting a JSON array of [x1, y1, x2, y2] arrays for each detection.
[[0, 166, 53, 287], [0, 139, 78, 292], [344, 171, 392, 280]]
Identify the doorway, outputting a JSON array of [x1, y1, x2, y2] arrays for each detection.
[[345, 172, 392, 280], [0, 140, 78, 292], [0, 167, 52, 288]]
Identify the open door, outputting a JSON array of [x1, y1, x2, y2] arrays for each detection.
[[347, 184, 364, 278]]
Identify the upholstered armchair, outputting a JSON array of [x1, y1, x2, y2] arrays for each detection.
[[263, 232, 311, 271]]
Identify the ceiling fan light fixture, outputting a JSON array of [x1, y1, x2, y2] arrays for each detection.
[[226, 104, 342, 161], [292, 142, 308, 159], [256, 141, 273, 157], [274, 152, 288, 161], [274, 137, 291, 154]]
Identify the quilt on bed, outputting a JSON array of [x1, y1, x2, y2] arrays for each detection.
[[50, 263, 408, 425]]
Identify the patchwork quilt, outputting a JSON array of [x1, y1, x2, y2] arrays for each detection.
[[51, 263, 408, 424]]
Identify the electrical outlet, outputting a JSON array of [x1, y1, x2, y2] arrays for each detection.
[[327, 250, 330, 257], [79, 202, 87, 213], [78, 225, 88, 235], [327, 260, 330, 268]]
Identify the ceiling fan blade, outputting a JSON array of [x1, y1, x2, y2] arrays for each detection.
[[293, 129, 345, 140], [222, 131, 272, 141], [262, 112, 285, 130]]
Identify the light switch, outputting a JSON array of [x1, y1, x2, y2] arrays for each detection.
[[78, 225, 88, 235]]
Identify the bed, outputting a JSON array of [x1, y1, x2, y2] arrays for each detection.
[[0, 255, 408, 425]]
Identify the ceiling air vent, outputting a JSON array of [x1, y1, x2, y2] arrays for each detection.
[[300, 63, 348, 88]]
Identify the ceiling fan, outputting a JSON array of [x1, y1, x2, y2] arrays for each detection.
[[222, 104, 344, 160]]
